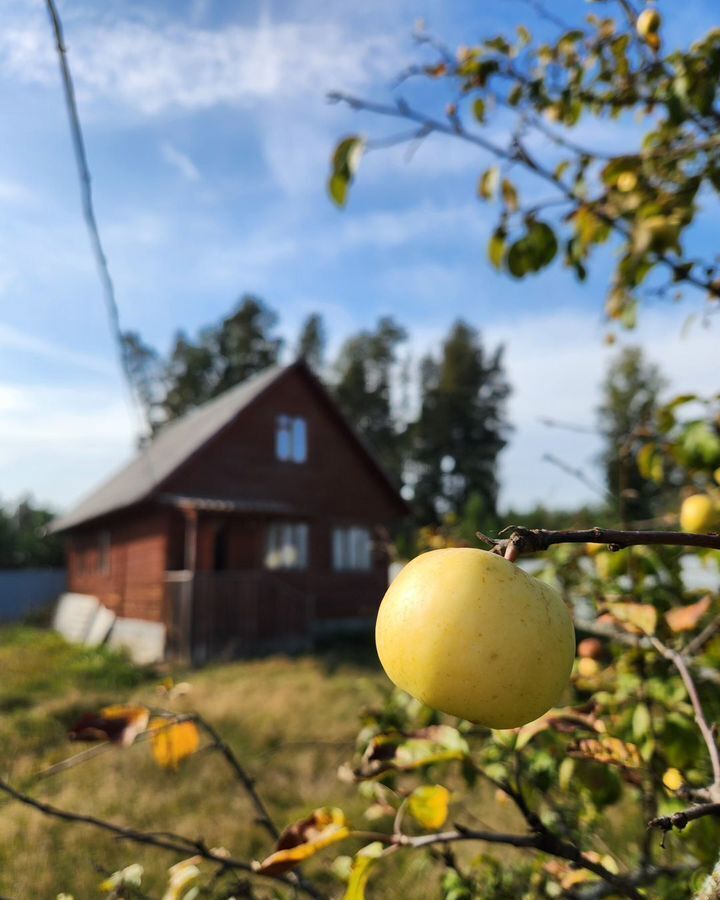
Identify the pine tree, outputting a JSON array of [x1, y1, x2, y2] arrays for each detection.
[[597, 346, 666, 525], [333, 317, 407, 482], [410, 321, 511, 524]]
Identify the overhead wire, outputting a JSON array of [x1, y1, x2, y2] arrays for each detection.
[[44, 0, 158, 485]]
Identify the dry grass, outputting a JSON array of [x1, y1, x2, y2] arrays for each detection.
[[0, 628, 513, 898]]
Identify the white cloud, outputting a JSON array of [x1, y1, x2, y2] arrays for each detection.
[[483, 305, 719, 511], [0, 382, 135, 510], [160, 142, 201, 181], [0, 12, 400, 115], [0, 323, 114, 375], [0, 177, 34, 205]]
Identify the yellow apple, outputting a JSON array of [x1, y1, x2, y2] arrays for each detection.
[[636, 8, 661, 38], [577, 657, 600, 678], [375, 548, 576, 729], [680, 493, 717, 533]]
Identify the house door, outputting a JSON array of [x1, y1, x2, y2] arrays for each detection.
[[212, 525, 229, 571]]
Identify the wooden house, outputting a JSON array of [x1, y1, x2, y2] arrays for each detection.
[[52, 361, 407, 662]]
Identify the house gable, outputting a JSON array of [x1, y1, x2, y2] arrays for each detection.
[[160, 363, 406, 522]]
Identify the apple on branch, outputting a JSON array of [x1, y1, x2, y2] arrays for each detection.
[[375, 548, 576, 729]]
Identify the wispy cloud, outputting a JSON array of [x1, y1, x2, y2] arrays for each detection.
[[160, 142, 201, 181], [0, 323, 114, 375], [0, 12, 401, 115]]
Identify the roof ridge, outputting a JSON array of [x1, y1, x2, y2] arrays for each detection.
[[51, 362, 290, 532]]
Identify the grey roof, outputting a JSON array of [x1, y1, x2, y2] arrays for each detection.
[[52, 364, 287, 533]]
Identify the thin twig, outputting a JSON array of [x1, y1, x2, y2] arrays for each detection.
[[482, 526, 720, 557], [192, 714, 279, 840], [650, 638, 720, 794], [328, 90, 720, 300], [685, 614, 720, 658], [649, 802, 720, 833], [354, 825, 643, 898], [542, 453, 612, 501], [0, 777, 322, 899]]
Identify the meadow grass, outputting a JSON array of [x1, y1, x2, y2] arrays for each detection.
[[0, 627, 485, 897], [0, 627, 640, 898]]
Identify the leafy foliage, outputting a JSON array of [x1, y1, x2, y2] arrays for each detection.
[[329, 2, 720, 319], [0, 496, 63, 568]]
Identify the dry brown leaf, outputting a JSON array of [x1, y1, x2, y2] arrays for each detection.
[[665, 594, 712, 633], [255, 808, 351, 876], [68, 705, 149, 747]]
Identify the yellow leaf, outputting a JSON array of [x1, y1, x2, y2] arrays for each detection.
[[569, 736, 642, 771], [343, 842, 384, 900], [501, 178, 519, 212], [606, 601, 657, 635], [663, 768, 683, 791], [162, 857, 202, 900], [665, 595, 712, 633], [150, 719, 200, 770], [255, 808, 351, 876], [407, 785, 450, 830]]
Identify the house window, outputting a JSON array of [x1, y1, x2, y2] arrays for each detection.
[[332, 527, 372, 571], [265, 523, 309, 570], [98, 530, 111, 574], [275, 415, 307, 463]]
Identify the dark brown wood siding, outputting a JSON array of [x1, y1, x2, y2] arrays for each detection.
[[162, 368, 403, 523], [66, 509, 169, 622]]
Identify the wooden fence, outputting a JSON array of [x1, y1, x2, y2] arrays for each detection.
[[164, 570, 314, 664]]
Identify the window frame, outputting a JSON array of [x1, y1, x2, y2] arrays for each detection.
[[332, 525, 372, 572], [264, 521, 310, 571], [275, 414, 308, 464]]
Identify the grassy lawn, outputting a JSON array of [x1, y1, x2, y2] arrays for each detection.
[[0, 626, 657, 898], [0, 627, 486, 898]]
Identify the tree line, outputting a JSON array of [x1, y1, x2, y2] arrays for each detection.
[[1, 300, 668, 568], [121, 297, 513, 534]]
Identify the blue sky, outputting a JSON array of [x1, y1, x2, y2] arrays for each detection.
[[0, 0, 717, 514]]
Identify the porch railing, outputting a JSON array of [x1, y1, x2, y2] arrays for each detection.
[[163, 570, 314, 664]]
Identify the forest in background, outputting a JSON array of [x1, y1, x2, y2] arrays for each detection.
[[2, 294, 672, 567]]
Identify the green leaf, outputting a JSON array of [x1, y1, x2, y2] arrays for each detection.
[[526, 220, 558, 269], [328, 136, 365, 208], [488, 228, 506, 270], [407, 785, 450, 830], [478, 166, 499, 200], [554, 160, 571, 181], [632, 703, 652, 741], [507, 239, 531, 277], [681, 420, 720, 467], [333, 136, 365, 179], [508, 84, 523, 106], [329, 174, 349, 207], [501, 178, 519, 211], [344, 843, 384, 900], [637, 443, 664, 483], [517, 25, 532, 47], [620, 297, 637, 329], [472, 98, 486, 122]]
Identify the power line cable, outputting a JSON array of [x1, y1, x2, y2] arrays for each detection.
[[44, 0, 151, 445]]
